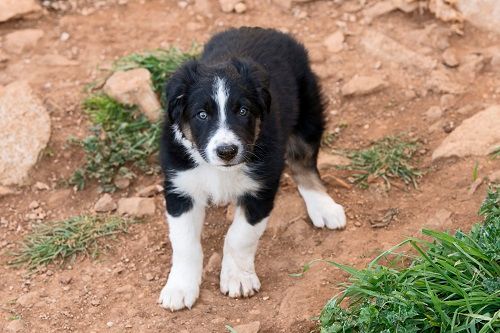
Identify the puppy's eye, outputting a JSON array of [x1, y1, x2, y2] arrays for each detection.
[[196, 111, 208, 120], [239, 107, 249, 117]]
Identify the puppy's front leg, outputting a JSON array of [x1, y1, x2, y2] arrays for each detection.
[[158, 201, 205, 311], [220, 205, 269, 298]]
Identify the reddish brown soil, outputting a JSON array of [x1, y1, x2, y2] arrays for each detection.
[[1, 1, 499, 332]]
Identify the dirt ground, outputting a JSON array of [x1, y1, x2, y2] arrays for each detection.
[[1, 0, 500, 332]]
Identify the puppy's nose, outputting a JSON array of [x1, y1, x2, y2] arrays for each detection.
[[216, 144, 238, 161]]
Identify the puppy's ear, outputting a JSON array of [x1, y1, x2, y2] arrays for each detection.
[[165, 60, 199, 123], [232, 58, 271, 115]]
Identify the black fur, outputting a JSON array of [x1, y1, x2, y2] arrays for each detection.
[[161, 27, 325, 224]]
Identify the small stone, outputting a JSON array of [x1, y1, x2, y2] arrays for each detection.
[[0, 185, 15, 197], [323, 31, 345, 53], [59, 276, 72, 285], [60, 32, 70, 42], [234, 2, 247, 13], [117, 197, 156, 217], [354, 221, 362, 227], [442, 48, 459, 67], [107, 321, 114, 328], [90, 299, 100, 306], [440, 94, 455, 111], [136, 184, 163, 197], [4, 29, 44, 54], [204, 252, 222, 274], [5, 319, 24, 333], [341, 75, 387, 97], [103, 69, 162, 122], [34, 181, 50, 191], [424, 106, 443, 121], [233, 321, 261, 333], [94, 194, 117, 213], [219, 0, 239, 12], [0, 0, 42, 23], [145, 273, 154, 281], [29, 201, 40, 210], [114, 177, 131, 190], [443, 121, 455, 133], [317, 151, 351, 170]]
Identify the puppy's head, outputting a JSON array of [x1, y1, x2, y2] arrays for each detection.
[[166, 58, 270, 169]]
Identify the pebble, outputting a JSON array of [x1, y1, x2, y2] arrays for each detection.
[[114, 177, 131, 190], [90, 299, 100, 306], [442, 48, 459, 67], [234, 2, 247, 13], [323, 30, 344, 53], [233, 321, 261, 333], [117, 197, 156, 217], [94, 193, 117, 213], [60, 32, 70, 42], [107, 321, 114, 328], [34, 181, 50, 191], [136, 184, 163, 197], [145, 273, 154, 281], [424, 106, 443, 121], [29, 201, 40, 210], [204, 252, 222, 274]]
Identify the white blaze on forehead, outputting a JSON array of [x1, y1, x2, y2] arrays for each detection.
[[213, 76, 229, 125]]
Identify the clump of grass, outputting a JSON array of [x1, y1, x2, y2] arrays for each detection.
[[317, 186, 500, 333], [70, 94, 161, 192], [70, 47, 197, 191], [342, 135, 422, 189], [113, 47, 199, 101], [9, 215, 138, 269]]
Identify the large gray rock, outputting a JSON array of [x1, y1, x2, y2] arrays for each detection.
[[103, 68, 161, 122], [432, 105, 500, 160], [0, 0, 41, 23], [457, 0, 500, 34], [0, 82, 51, 186]]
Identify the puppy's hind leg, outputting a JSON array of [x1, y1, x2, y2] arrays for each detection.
[[287, 135, 346, 229]]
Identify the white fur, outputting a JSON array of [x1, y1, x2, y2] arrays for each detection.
[[220, 207, 267, 298], [158, 206, 204, 311], [170, 164, 260, 206], [298, 186, 346, 229], [205, 77, 243, 165]]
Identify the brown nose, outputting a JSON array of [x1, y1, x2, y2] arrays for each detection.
[[216, 144, 238, 161]]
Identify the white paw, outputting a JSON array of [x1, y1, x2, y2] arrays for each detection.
[[300, 188, 346, 229], [158, 273, 200, 311], [220, 255, 260, 298]]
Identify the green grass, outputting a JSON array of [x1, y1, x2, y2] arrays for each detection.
[[9, 215, 138, 269], [341, 135, 422, 189], [113, 47, 199, 100], [70, 94, 161, 192], [70, 47, 197, 191], [316, 186, 500, 333]]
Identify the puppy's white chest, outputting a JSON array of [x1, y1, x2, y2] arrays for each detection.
[[171, 165, 260, 205]]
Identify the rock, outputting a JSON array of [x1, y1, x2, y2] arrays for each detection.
[[137, 184, 163, 197], [114, 177, 131, 190], [0, 0, 41, 23], [4, 29, 44, 54], [456, 0, 500, 35], [29, 201, 40, 209], [442, 48, 459, 67], [204, 252, 221, 274], [0, 185, 15, 197], [440, 94, 455, 111], [117, 197, 156, 217], [424, 106, 443, 121], [233, 321, 261, 333], [94, 194, 117, 213], [219, 0, 239, 12], [34, 181, 50, 191], [17, 291, 38, 307], [103, 69, 161, 122], [60, 32, 70, 42], [426, 70, 465, 95], [235, 2, 247, 13], [488, 170, 500, 182], [323, 31, 345, 53], [432, 105, 500, 160], [341, 75, 387, 97], [59, 276, 72, 285], [0, 82, 51, 186], [363, 1, 397, 23], [317, 151, 351, 170], [361, 30, 437, 71], [5, 319, 24, 333], [145, 273, 154, 281]]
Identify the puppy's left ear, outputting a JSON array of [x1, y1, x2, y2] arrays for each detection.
[[165, 60, 199, 123], [232, 58, 271, 115]]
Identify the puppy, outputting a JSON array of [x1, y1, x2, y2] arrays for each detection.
[[158, 27, 346, 311]]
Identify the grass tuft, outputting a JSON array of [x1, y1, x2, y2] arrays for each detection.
[[9, 215, 138, 269], [317, 186, 500, 333], [70, 94, 161, 192], [113, 47, 199, 100], [341, 135, 422, 189]]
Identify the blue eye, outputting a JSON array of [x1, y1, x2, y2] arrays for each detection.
[[239, 107, 249, 116], [197, 111, 208, 120]]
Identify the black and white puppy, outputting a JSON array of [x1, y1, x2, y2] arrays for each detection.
[[158, 27, 346, 311]]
